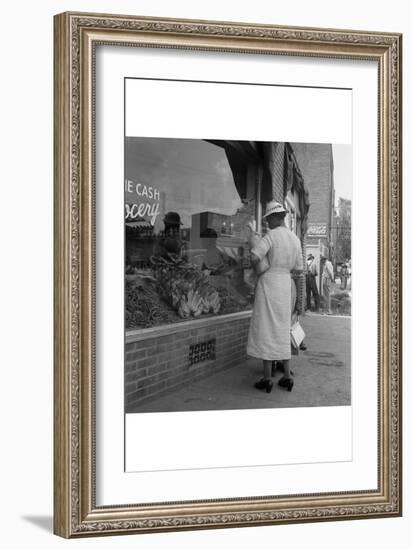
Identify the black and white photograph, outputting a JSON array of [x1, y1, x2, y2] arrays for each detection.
[[1, 0, 405, 545], [124, 137, 352, 415]]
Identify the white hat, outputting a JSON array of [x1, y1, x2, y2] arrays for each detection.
[[262, 201, 287, 218]]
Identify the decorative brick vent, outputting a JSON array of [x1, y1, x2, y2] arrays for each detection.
[[189, 339, 216, 365], [125, 313, 251, 411]]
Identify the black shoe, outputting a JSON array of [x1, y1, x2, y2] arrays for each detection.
[[299, 342, 307, 351], [278, 376, 294, 392], [254, 378, 273, 393]]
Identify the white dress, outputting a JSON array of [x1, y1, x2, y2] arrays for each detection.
[[247, 226, 303, 361]]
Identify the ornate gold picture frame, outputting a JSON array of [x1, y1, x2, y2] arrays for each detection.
[[54, 11, 402, 538]]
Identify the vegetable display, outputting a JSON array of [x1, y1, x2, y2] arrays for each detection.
[[151, 255, 221, 318], [125, 279, 177, 328]]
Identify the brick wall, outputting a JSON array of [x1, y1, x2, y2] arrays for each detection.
[[290, 143, 334, 249], [271, 142, 285, 203], [125, 315, 250, 411], [288, 143, 334, 304]]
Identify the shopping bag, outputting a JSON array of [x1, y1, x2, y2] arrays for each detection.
[[290, 318, 305, 350]]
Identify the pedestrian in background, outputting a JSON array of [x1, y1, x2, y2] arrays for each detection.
[[154, 211, 186, 259], [320, 255, 334, 315], [340, 263, 349, 290], [306, 253, 320, 311]]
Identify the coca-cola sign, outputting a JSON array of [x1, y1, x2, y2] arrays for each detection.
[[307, 223, 327, 236]]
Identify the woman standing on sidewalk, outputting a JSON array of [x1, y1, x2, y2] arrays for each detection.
[[246, 201, 303, 393]]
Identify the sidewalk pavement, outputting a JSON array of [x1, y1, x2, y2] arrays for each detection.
[[129, 314, 351, 414]]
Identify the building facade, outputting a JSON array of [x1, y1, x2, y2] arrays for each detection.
[[290, 143, 335, 289], [124, 139, 316, 410]]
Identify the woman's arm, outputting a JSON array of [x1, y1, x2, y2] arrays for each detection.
[[246, 222, 272, 274], [246, 222, 262, 249]]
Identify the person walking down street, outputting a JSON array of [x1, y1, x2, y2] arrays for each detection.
[[246, 201, 303, 393], [340, 263, 349, 290], [320, 255, 334, 315], [306, 253, 320, 311]]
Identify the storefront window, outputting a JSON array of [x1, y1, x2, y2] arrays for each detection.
[[125, 138, 256, 329]]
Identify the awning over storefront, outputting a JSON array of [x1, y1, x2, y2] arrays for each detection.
[[206, 139, 310, 235], [206, 140, 262, 199], [284, 143, 310, 233], [206, 140, 274, 204], [126, 221, 151, 227], [125, 219, 153, 234]]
